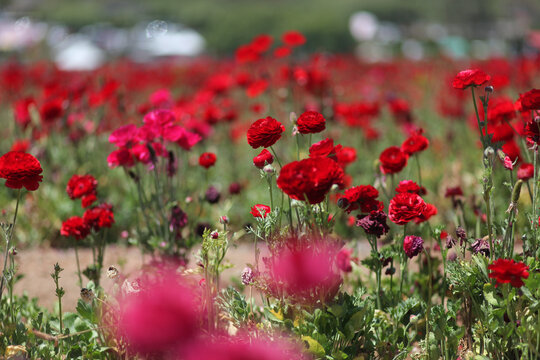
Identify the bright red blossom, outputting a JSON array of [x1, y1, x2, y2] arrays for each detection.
[[0, 151, 43, 191], [488, 259, 529, 288], [452, 69, 491, 89], [60, 216, 90, 240], [253, 149, 274, 169], [250, 204, 271, 218], [379, 146, 408, 174], [66, 174, 98, 208], [388, 192, 427, 225], [247, 117, 285, 149], [296, 110, 326, 134], [282, 30, 306, 47], [198, 152, 217, 169]]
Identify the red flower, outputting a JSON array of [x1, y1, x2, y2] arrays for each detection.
[[339, 185, 382, 214], [336, 247, 353, 273], [414, 203, 438, 224], [66, 174, 98, 208], [282, 30, 306, 47], [379, 146, 408, 174], [250, 204, 271, 218], [10, 140, 29, 153], [395, 180, 424, 195], [198, 152, 217, 169], [388, 192, 427, 225], [0, 151, 43, 191], [277, 157, 344, 204], [452, 69, 491, 89], [517, 163, 534, 180], [309, 138, 341, 160], [403, 235, 424, 258], [60, 216, 90, 240], [524, 120, 540, 145], [107, 148, 135, 169], [445, 186, 463, 197], [247, 117, 285, 149], [296, 110, 326, 134], [401, 132, 429, 155], [253, 149, 274, 169], [250, 34, 273, 53], [83, 203, 115, 231], [336, 146, 357, 167], [519, 89, 540, 111], [274, 46, 291, 58], [488, 258, 529, 288]]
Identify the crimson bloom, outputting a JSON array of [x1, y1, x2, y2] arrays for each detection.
[[0, 151, 43, 191], [339, 185, 382, 213], [253, 149, 274, 169], [401, 131, 429, 155], [198, 152, 217, 169], [403, 235, 424, 258], [309, 138, 341, 160], [250, 204, 271, 218], [379, 146, 408, 174], [83, 203, 115, 231], [488, 259, 529, 288], [388, 192, 427, 225], [517, 163, 534, 180], [519, 89, 540, 111], [277, 157, 344, 204], [247, 117, 285, 149], [60, 216, 90, 240], [452, 69, 491, 89], [296, 110, 326, 134], [66, 174, 98, 208], [282, 30, 306, 47]]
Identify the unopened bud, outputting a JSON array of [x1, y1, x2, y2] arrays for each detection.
[[107, 266, 119, 280], [484, 86, 494, 93], [219, 216, 229, 225], [211, 231, 219, 239], [80, 288, 95, 303], [263, 164, 275, 174]]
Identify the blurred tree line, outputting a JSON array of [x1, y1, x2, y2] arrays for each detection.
[[5, 0, 540, 54]]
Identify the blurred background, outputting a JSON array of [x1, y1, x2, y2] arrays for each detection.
[[0, 0, 540, 68]]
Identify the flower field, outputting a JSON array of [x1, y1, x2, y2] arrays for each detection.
[[2, 30, 540, 359]]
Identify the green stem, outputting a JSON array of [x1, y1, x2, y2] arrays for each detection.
[[0, 188, 22, 298], [415, 154, 422, 187], [75, 243, 83, 287], [471, 86, 486, 148]]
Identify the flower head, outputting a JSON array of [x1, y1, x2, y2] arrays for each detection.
[[488, 259, 529, 288], [198, 152, 217, 169], [66, 174, 98, 208], [403, 235, 424, 258], [247, 117, 285, 149], [452, 69, 491, 89], [296, 110, 326, 134], [60, 216, 90, 240], [0, 151, 43, 191], [379, 146, 408, 174], [251, 204, 271, 218]]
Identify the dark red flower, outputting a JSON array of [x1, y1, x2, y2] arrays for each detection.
[[452, 69, 491, 89], [60, 216, 90, 240], [401, 132, 429, 155], [488, 259, 529, 288], [296, 110, 326, 134], [336, 146, 357, 167], [517, 163, 534, 180], [83, 203, 115, 231], [247, 117, 285, 149], [403, 235, 424, 258], [277, 157, 344, 204], [0, 151, 43, 191], [39, 98, 64, 123], [524, 120, 540, 145], [356, 210, 390, 238], [519, 89, 540, 111], [66, 174, 98, 208], [253, 149, 274, 169], [388, 192, 427, 225], [445, 186, 464, 197], [107, 148, 135, 169], [414, 203, 438, 224], [251, 204, 271, 218], [282, 30, 306, 47], [198, 152, 217, 169], [379, 146, 408, 174]]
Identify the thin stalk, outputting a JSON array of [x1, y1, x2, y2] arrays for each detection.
[[415, 154, 422, 187], [74, 243, 83, 287], [399, 224, 407, 298], [0, 188, 22, 298], [471, 87, 486, 148]]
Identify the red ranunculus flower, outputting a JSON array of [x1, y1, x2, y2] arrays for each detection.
[[339, 185, 382, 214], [83, 203, 115, 231], [519, 89, 540, 111], [253, 149, 274, 169], [452, 69, 491, 89], [488, 258, 529, 288], [296, 110, 326, 134], [517, 163, 534, 180], [395, 180, 423, 195], [66, 174, 98, 208], [247, 117, 285, 149], [388, 192, 427, 225], [403, 235, 424, 258], [198, 152, 217, 169], [445, 186, 463, 197], [524, 120, 540, 145], [379, 146, 408, 174], [336, 146, 357, 167], [250, 204, 271, 218], [60, 216, 90, 240], [0, 151, 43, 191], [277, 157, 344, 204], [309, 138, 341, 160], [401, 132, 429, 155], [282, 30, 306, 47]]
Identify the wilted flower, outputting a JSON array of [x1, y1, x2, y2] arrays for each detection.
[[241, 267, 254, 285], [205, 186, 221, 204], [356, 210, 390, 238], [470, 238, 490, 256], [403, 235, 424, 259]]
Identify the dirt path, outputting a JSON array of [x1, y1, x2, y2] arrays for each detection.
[[12, 241, 372, 311]]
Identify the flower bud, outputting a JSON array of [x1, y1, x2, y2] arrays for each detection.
[[263, 164, 275, 174], [219, 216, 229, 225], [107, 266, 119, 280], [484, 86, 494, 93], [241, 267, 254, 285], [80, 288, 95, 303]]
